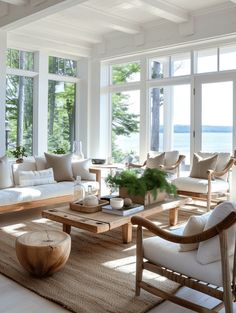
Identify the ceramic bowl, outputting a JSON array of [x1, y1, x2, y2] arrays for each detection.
[[110, 198, 124, 210]]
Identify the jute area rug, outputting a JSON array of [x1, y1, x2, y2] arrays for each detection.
[[0, 213, 179, 313]]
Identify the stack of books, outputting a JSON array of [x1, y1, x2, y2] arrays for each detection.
[[102, 203, 144, 216]]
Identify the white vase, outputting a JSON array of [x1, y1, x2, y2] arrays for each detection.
[[73, 141, 84, 159]]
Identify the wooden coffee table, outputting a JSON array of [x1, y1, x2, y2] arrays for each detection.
[[42, 197, 189, 244]]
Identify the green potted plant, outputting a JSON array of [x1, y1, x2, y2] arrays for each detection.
[[106, 168, 176, 205], [11, 146, 27, 163], [52, 148, 66, 154]]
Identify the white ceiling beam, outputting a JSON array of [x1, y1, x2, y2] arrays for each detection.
[[8, 32, 91, 57], [0, 0, 27, 5], [131, 0, 189, 23], [44, 18, 103, 43], [0, 0, 88, 30], [79, 5, 141, 34]]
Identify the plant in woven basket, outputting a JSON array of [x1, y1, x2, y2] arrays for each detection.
[[106, 168, 176, 200]]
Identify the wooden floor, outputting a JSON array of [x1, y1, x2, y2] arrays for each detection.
[[0, 202, 233, 313]]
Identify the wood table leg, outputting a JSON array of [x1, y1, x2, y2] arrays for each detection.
[[169, 207, 178, 226], [122, 223, 132, 243], [63, 224, 71, 234]]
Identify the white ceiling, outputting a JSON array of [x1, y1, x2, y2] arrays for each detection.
[[2, 0, 235, 57]]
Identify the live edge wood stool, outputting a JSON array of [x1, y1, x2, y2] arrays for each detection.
[[15, 230, 71, 277]]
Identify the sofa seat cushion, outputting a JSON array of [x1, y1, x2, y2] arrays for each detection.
[[172, 176, 229, 194], [143, 228, 233, 287], [0, 182, 74, 205]]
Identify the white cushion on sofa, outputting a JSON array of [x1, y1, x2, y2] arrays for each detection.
[[172, 176, 229, 193], [34, 156, 47, 171], [197, 201, 236, 264], [0, 156, 14, 189], [143, 228, 234, 287], [72, 159, 96, 181], [12, 161, 37, 186], [18, 168, 56, 187]]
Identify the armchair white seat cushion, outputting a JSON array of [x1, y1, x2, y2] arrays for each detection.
[[143, 232, 234, 287], [172, 176, 229, 194]]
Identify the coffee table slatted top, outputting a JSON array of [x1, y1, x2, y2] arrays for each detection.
[[42, 197, 190, 244]]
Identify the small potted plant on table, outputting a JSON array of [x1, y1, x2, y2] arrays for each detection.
[[106, 168, 176, 205], [11, 146, 27, 163]]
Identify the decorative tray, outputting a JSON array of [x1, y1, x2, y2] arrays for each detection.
[[70, 199, 109, 213]]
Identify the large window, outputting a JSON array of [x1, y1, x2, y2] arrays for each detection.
[[6, 49, 34, 155], [48, 81, 76, 153], [48, 56, 77, 153], [112, 90, 140, 163], [6, 75, 33, 154]]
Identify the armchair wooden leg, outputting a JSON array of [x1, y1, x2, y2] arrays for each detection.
[[219, 231, 234, 313], [136, 226, 143, 296]]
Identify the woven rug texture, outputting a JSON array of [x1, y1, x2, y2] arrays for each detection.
[[0, 215, 179, 313]]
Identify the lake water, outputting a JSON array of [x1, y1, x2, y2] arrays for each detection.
[[115, 132, 232, 165]]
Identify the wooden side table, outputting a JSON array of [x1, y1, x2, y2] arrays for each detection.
[[15, 230, 71, 277]]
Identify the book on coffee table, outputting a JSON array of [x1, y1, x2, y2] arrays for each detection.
[[102, 203, 144, 216]]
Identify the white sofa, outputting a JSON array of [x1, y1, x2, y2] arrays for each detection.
[[0, 155, 100, 214]]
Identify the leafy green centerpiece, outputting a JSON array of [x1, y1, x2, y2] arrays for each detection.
[[106, 168, 176, 205], [11, 146, 27, 163]]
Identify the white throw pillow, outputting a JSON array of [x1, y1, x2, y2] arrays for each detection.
[[0, 155, 14, 189], [12, 161, 37, 185], [72, 159, 95, 181], [197, 201, 236, 265], [179, 212, 211, 252], [18, 168, 56, 187]]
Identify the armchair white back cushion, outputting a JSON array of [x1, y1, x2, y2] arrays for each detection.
[[72, 159, 95, 181], [197, 201, 236, 264], [0, 156, 14, 189]]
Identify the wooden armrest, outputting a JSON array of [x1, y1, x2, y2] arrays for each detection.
[[131, 212, 236, 244], [161, 155, 186, 171], [89, 168, 101, 184], [207, 158, 235, 179], [128, 161, 146, 169]]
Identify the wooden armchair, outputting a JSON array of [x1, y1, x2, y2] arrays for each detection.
[[131, 203, 236, 313], [172, 152, 236, 211], [128, 151, 185, 178]]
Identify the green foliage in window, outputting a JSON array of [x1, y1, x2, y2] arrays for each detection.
[[48, 81, 75, 153], [7, 49, 34, 71], [106, 168, 176, 199], [111, 63, 141, 163], [49, 56, 77, 77]]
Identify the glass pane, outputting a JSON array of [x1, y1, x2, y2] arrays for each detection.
[[171, 52, 191, 76], [6, 75, 33, 155], [6, 49, 34, 71], [49, 56, 77, 77], [172, 85, 191, 166], [149, 57, 169, 79], [220, 45, 236, 71], [112, 90, 140, 163], [150, 87, 164, 152], [149, 85, 191, 167], [201, 81, 233, 153], [111, 62, 140, 85], [48, 81, 76, 153], [195, 48, 217, 73]]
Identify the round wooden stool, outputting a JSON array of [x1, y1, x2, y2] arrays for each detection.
[[15, 230, 71, 277]]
